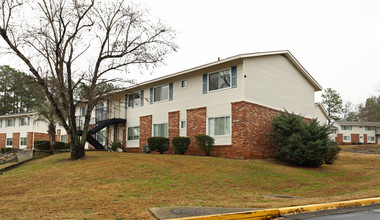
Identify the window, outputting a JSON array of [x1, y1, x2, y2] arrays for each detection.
[[368, 136, 375, 142], [128, 92, 141, 108], [180, 120, 186, 129], [365, 126, 376, 131], [96, 130, 106, 145], [19, 117, 29, 126], [341, 125, 352, 131], [61, 135, 67, 143], [208, 116, 231, 136], [331, 129, 337, 134], [181, 80, 187, 88], [6, 138, 13, 146], [343, 136, 351, 142], [20, 137, 27, 146], [80, 106, 87, 117], [153, 85, 169, 102], [128, 126, 140, 140], [6, 118, 15, 127], [0, 119, 2, 128], [153, 123, 168, 137], [209, 69, 231, 91]]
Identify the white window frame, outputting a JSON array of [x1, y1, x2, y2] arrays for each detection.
[[153, 84, 169, 103], [128, 92, 141, 108], [208, 69, 231, 92], [367, 136, 375, 143], [6, 118, 15, 127], [61, 135, 67, 143], [180, 120, 186, 129], [343, 135, 351, 142], [20, 137, 27, 146], [341, 125, 352, 131], [0, 119, 2, 128], [6, 138, 13, 146], [19, 117, 29, 126], [365, 126, 375, 131], [207, 115, 231, 136], [152, 123, 168, 138], [181, 80, 187, 89], [127, 126, 140, 141]]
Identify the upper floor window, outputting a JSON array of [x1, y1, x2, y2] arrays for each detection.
[[209, 69, 231, 91], [365, 126, 376, 131], [128, 126, 140, 140], [128, 92, 141, 108], [19, 117, 29, 126], [6, 118, 15, 127], [341, 125, 352, 131], [153, 123, 168, 137], [154, 85, 169, 102], [181, 80, 187, 88], [80, 106, 87, 117], [20, 137, 27, 146], [208, 116, 231, 136]]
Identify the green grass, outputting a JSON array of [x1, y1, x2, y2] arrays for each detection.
[[0, 151, 379, 219]]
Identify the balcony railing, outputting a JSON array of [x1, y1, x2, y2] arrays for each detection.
[[76, 117, 96, 130]]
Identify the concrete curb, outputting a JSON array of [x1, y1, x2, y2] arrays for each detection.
[[169, 197, 380, 220]]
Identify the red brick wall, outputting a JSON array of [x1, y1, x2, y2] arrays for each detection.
[[0, 133, 6, 148], [34, 132, 49, 141], [139, 115, 152, 148], [27, 132, 33, 148], [351, 134, 359, 144], [335, 133, 343, 145], [364, 134, 367, 144], [123, 122, 127, 150], [186, 107, 206, 155], [56, 129, 61, 141], [12, 132, 20, 149], [231, 101, 281, 159], [168, 111, 180, 153]]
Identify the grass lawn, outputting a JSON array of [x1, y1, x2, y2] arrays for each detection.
[[0, 151, 379, 219]]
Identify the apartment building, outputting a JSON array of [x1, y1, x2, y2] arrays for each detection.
[[331, 121, 380, 145]]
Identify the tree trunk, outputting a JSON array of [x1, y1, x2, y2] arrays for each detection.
[[48, 123, 56, 150], [68, 129, 86, 160]]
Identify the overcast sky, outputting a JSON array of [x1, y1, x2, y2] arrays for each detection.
[[1, 0, 380, 105]]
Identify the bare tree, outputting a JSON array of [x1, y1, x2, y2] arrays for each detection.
[[0, 0, 176, 159]]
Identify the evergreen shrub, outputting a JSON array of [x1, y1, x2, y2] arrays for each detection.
[[195, 135, 215, 156], [172, 137, 190, 154], [325, 141, 342, 165], [148, 137, 169, 154]]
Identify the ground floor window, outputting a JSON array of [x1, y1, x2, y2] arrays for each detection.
[[6, 138, 13, 146], [180, 120, 186, 129], [153, 123, 168, 137], [368, 136, 375, 142], [128, 126, 140, 140], [208, 116, 231, 136], [61, 135, 67, 143], [343, 135, 351, 142], [20, 137, 27, 145]]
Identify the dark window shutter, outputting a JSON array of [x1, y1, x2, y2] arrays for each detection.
[[125, 94, 128, 109], [202, 74, 207, 94], [169, 83, 173, 101], [140, 90, 144, 106], [28, 117, 30, 126], [231, 66, 237, 88], [150, 88, 153, 104]]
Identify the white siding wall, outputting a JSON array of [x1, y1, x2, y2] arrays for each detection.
[[243, 55, 316, 118], [314, 105, 328, 125], [122, 61, 244, 146]]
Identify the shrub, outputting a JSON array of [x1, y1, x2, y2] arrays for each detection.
[[325, 141, 342, 165], [172, 137, 190, 154], [0, 148, 17, 154], [148, 137, 169, 154], [34, 141, 51, 150], [269, 111, 331, 167], [110, 141, 124, 151], [195, 135, 215, 156], [55, 142, 70, 150], [357, 142, 362, 145]]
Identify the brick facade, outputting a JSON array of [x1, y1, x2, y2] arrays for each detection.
[[351, 134, 359, 144], [34, 132, 49, 141], [139, 115, 152, 148], [56, 129, 61, 141], [364, 134, 367, 144], [335, 133, 343, 145], [168, 111, 180, 153], [12, 132, 20, 149], [27, 132, 33, 148], [0, 133, 5, 148], [186, 107, 206, 155]]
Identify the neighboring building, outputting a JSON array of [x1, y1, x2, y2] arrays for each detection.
[[331, 121, 380, 145], [0, 112, 68, 149], [1, 50, 326, 159]]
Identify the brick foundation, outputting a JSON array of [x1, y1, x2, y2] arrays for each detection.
[[168, 111, 180, 153], [27, 132, 33, 148], [335, 133, 343, 144], [12, 132, 20, 149], [139, 115, 152, 148], [34, 132, 49, 141], [0, 133, 6, 148], [351, 134, 359, 144], [186, 107, 207, 155], [364, 134, 367, 144]]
